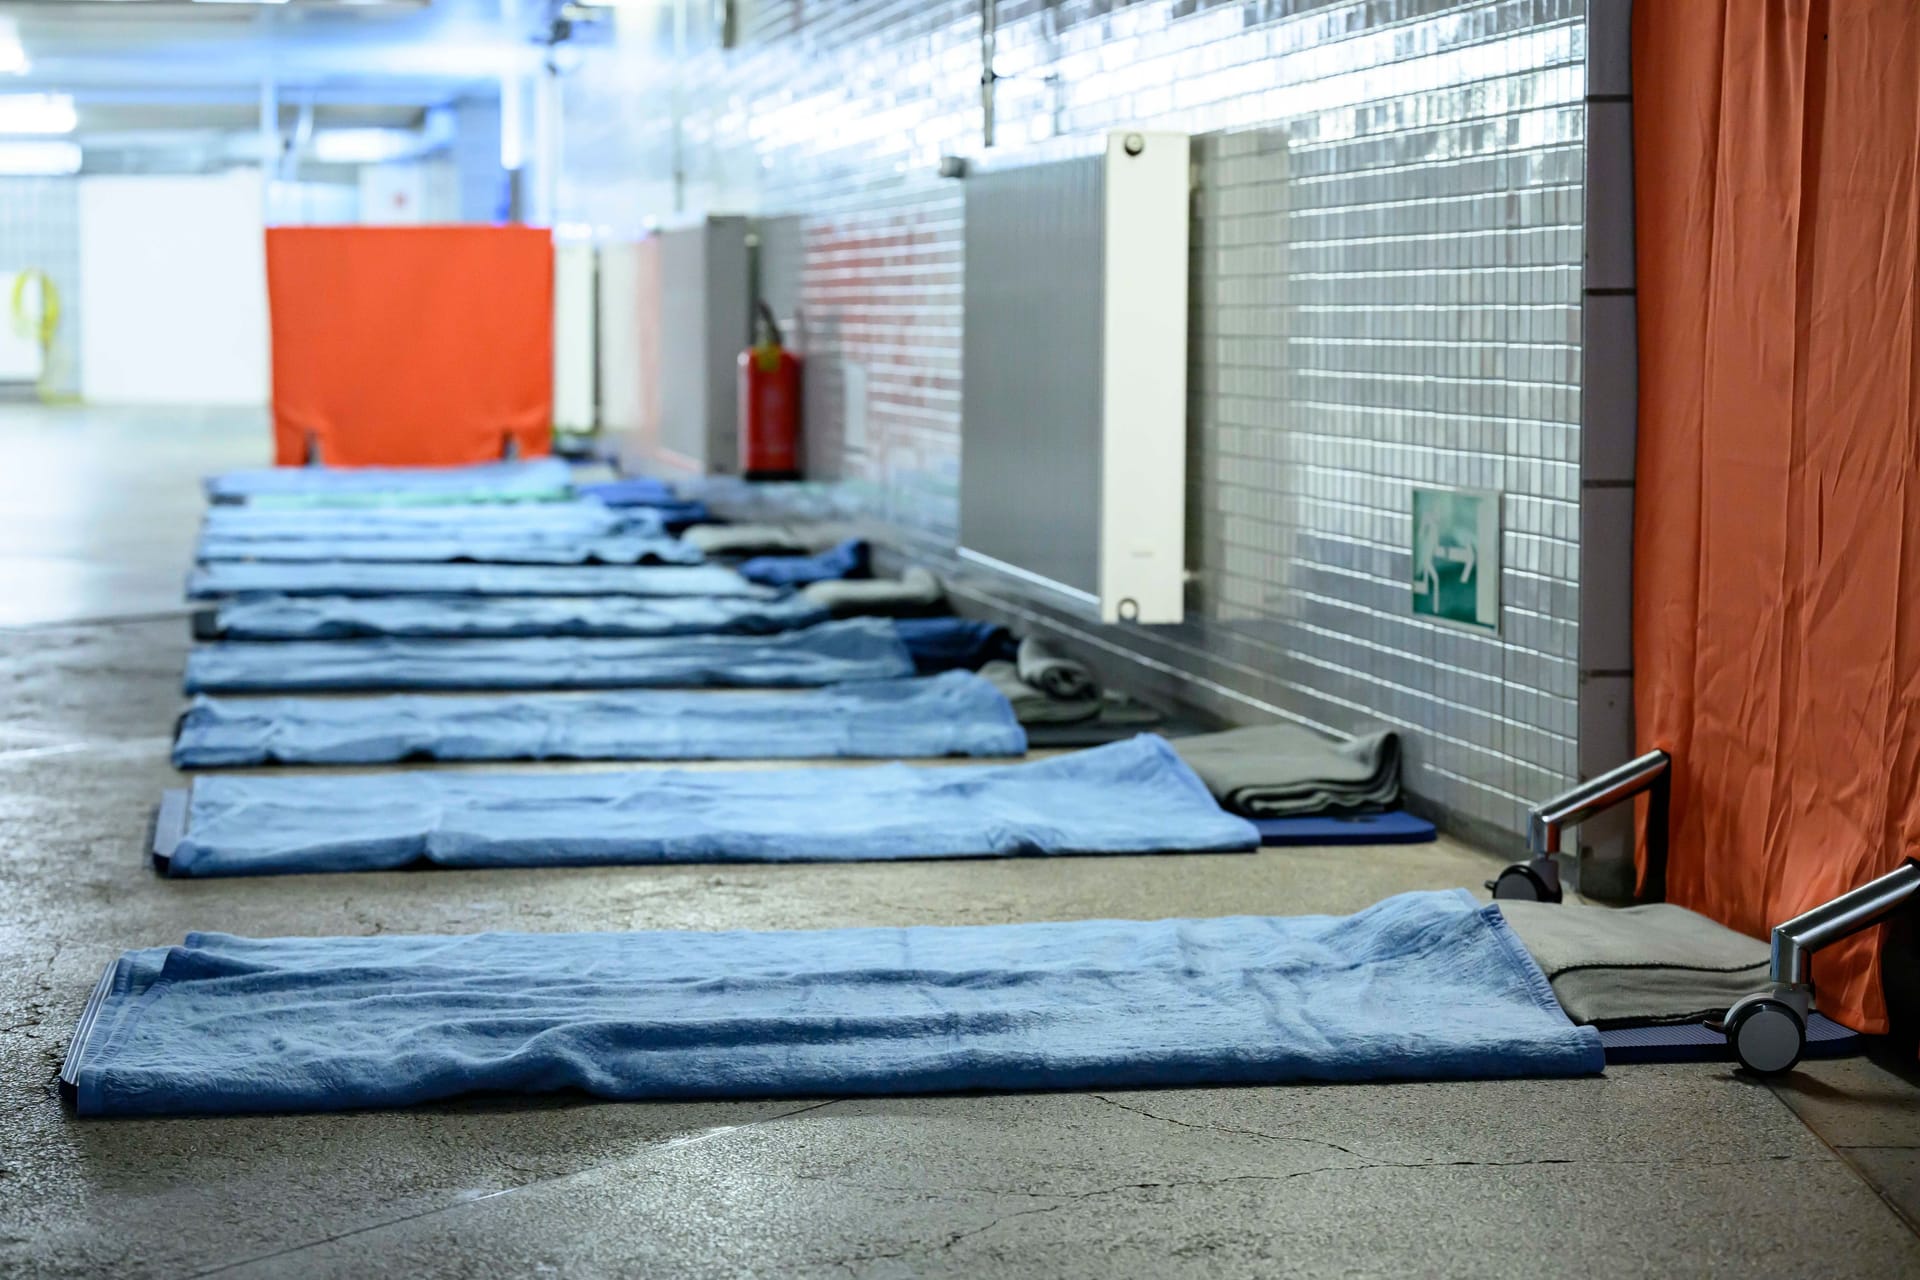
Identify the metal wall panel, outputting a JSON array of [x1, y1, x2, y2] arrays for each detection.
[[959, 155, 1105, 599], [652, 216, 751, 474], [654, 223, 713, 467]]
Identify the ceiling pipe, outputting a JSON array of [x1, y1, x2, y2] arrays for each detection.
[[979, 0, 997, 147]]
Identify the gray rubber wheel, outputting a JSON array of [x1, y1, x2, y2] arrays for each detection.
[[1726, 998, 1805, 1075]]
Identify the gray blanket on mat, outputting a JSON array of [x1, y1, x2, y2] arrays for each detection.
[[1498, 901, 1770, 1028], [1171, 723, 1400, 817], [978, 638, 1103, 724], [804, 567, 946, 617], [683, 524, 817, 557]]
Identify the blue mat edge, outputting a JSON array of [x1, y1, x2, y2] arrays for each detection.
[[1251, 811, 1437, 846], [1600, 1012, 1865, 1064]]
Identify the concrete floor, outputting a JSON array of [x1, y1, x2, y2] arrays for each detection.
[[0, 404, 1916, 1279]]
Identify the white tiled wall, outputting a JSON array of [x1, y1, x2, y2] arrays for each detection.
[[0, 177, 82, 396], [561, 0, 1588, 837]]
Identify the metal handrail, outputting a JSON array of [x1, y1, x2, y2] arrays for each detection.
[[1525, 749, 1672, 902], [1770, 858, 1920, 987]]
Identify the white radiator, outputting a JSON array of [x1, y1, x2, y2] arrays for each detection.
[[958, 132, 1191, 625], [551, 241, 597, 434], [596, 239, 654, 438]]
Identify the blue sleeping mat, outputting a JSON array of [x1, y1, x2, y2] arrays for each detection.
[[183, 618, 915, 693], [199, 500, 657, 542], [1599, 1012, 1864, 1064], [1252, 811, 1437, 846], [60, 891, 1603, 1116], [187, 561, 775, 600], [173, 672, 1026, 767], [204, 593, 831, 640], [194, 531, 701, 567], [206, 458, 574, 503], [152, 735, 1258, 877]]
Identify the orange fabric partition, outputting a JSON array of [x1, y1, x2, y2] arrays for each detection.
[[266, 226, 554, 466], [1634, 0, 1919, 1034]]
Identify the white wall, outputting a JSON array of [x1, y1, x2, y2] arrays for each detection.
[[78, 170, 268, 406], [359, 159, 460, 225], [0, 272, 45, 384], [267, 179, 360, 226]]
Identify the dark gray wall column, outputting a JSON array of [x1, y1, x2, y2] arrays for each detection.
[[1576, 0, 1639, 899]]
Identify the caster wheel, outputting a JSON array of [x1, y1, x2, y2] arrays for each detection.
[[1723, 996, 1806, 1075], [1487, 862, 1562, 903]]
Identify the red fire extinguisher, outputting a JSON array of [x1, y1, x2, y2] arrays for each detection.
[[739, 301, 802, 480]]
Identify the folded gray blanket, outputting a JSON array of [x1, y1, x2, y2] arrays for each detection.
[[804, 567, 946, 618], [1171, 722, 1399, 817], [979, 661, 1102, 724], [684, 524, 815, 557], [1016, 637, 1097, 701], [1499, 901, 1769, 1028]]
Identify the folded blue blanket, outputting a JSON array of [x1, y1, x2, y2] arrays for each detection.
[[62, 890, 1603, 1115], [739, 538, 871, 587], [207, 593, 832, 640], [187, 562, 775, 600], [574, 482, 711, 531], [207, 459, 574, 502], [200, 500, 659, 542], [183, 618, 915, 693], [173, 672, 1026, 767], [158, 735, 1255, 876], [622, 498, 710, 529], [576, 476, 675, 506], [194, 532, 701, 567], [894, 616, 1018, 673]]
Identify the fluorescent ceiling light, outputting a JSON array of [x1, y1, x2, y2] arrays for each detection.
[[0, 140, 81, 177], [0, 18, 26, 76], [310, 127, 415, 164], [0, 94, 76, 135]]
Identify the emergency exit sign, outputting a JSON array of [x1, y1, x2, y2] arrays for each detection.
[[1412, 487, 1501, 634]]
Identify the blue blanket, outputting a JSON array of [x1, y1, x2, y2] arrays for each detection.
[[739, 539, 870, 587], [894, 616, 1018, 673], [173, 672, 1026, 767], [576, 477, 675, 506], [575, 482, 710, 530], [183, 618, 916, 693], [194, 532, 701, 567], [207, 593, 832, 640], [158, 735, 1255, 877], [61, 891, 1603, 1115], [187, 561, 775, 600], [207, 459, 574, 503], [199, 500, 658, 542]]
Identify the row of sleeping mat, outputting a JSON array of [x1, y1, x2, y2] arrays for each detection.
[[62, 458, 1850, 1120]]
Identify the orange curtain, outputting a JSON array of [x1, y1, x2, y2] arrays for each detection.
[[267, 226, 554, 467], [1634, 0, 1920, 1034]]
